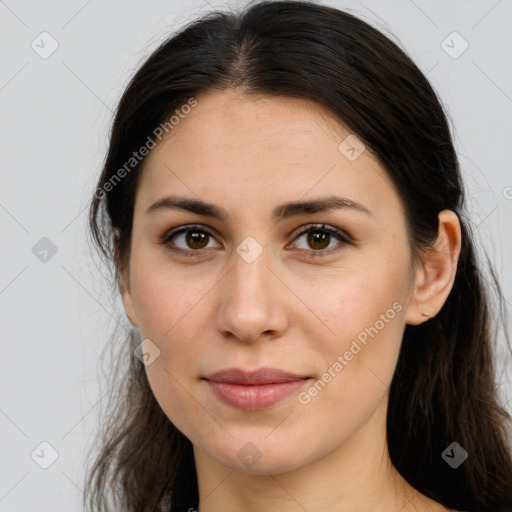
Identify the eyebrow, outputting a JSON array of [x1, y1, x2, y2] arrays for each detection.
[[144, 194, 373, 221]]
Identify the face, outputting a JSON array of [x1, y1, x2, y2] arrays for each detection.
[[120, 89, 421, 475]]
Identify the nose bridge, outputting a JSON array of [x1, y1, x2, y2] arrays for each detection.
[[230, 235, 274, 307], [216, 234, 287, 341]]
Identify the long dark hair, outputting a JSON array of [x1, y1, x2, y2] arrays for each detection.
[[85, 1, 512, 510]]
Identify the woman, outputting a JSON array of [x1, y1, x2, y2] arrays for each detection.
[[85, 1, 512, 511]]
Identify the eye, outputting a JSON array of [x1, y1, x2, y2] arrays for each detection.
[[159, 223, 352, 259], [288, 223, 352, 259], [159, 224, 220, 257]]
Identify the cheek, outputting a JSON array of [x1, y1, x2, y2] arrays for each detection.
[[291, 279, 406, 455], [132, 269, 210, 437], [303, 259, 408, 398], [131, 253, 208, 343], [130, 260, 212, 414]]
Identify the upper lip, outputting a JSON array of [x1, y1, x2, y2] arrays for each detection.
[[203, 367, 310, 385]]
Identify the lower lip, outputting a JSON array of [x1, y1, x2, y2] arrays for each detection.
[[205, 379, 310, 410]]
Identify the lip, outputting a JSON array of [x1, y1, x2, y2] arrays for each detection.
[[204, 367, 310, 384], [203, 367, 312, 410]]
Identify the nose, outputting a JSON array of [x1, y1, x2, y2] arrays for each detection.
[[215, 243, 289, 343]]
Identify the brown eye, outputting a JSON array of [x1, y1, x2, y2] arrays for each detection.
[[184, 230, 210, 250], [291, 224, 352, 259], [160, 223, 352, 260], [160, 225, 220, 256], [306, 230, 331, 250]]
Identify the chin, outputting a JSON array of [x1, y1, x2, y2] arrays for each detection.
[[205, 437, 314, 476]]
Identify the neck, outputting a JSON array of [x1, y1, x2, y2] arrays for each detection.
[[193, 397, 446, 512]]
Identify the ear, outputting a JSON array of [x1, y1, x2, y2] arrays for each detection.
[[404, 210, 462, 326], [113, 229, 139, 327]]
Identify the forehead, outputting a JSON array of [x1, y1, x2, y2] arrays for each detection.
[[134, 89, 402, 222], [150, 89, 352, 162]]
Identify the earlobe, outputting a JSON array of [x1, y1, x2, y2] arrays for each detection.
[[404, 210, 462, 326], [119, 271, 139, 327], [113, 229, 139, 327], [404, 267, 437, 326]]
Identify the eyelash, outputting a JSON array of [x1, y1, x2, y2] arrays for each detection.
[[159, 223, 353, 260]]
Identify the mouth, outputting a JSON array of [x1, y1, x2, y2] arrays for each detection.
[[202, 367, 312, 410]]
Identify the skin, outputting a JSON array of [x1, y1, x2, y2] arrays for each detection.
[[119, 89, 461, 511]]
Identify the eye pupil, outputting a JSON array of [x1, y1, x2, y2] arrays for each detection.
[[308, 231, 329, 250]]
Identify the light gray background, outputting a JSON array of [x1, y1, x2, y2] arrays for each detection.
[[1, 0, 511, 510]]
